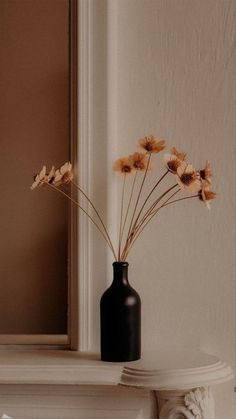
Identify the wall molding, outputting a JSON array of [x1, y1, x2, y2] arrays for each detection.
[[76, 0, 115, 352], [77, 0, 93, 352], [68, 0, 79, 351]]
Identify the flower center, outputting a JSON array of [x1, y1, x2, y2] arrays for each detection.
[[200, 169, 206, 180], [167, 161, 178, 173], [145, 143, 153, 151], [134, 161, 144, 170], [181, 173, 194, 185], [123, 165, 132, 173]]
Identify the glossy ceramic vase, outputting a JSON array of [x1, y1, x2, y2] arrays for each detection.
[[100, 261, 141, 362]]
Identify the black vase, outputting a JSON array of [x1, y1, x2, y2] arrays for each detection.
[[100, 261, 141, 362]]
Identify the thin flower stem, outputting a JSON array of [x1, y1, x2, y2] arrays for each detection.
[[136, 184, 178, 228], [72, 181, 116, 260], [138, 191, 198, 232], [125, 183, 178, 252], [124, 191, 199, 260], [161, 194, 199, 208], [122, 170, 169, 259], [130, 169, 169, 235], [123, 189, 181, 260], [47, 183, 117, 260], [118, 175, 126, 261], [149, 189, 181, 217], [120, 170, 138, 248], [126, 153, 151, 241], [120, 184, 177, 261]]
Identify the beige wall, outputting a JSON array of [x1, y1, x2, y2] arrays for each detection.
[[88, 1, 235, 418], [0, 0, 69, 333]]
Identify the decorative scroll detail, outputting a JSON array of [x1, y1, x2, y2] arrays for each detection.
[[157, 390, 195, 419], [156, 387, 215, 419], [159, 401, 195, 418], [184, 387, 215, 419], [184, 388, 207, 418]]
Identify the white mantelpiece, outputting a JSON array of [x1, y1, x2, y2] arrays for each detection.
[[121, 349, 233, 389], [0, 349, 233, 418]]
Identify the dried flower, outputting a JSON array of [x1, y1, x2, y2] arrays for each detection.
[[164, 147, 186, 174], [113, 157, 133, 174], [139, 135, 166, 154], [48, 166, 56, 182], [199, 183, 216, 209], [30, 166, 47, 189], [171, 147, 187, 161], [200, 160, 212, 185], [30, 166, 56, 190], [129, 152, 148, 171], [164, 154, 182, 174], [31, 136, 215, 261], [54, 162, 73, 186], [176, 163, 201, 192]]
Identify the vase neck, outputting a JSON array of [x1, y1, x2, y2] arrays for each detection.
[[112, 262, 129, 286]]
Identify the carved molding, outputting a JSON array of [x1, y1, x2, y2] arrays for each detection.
[[184, 387, 215, 419], [159, 401, 195, 419], [156, 387, 215, 419], [121, 349, 234, 390], [157, 390, 194, 419]]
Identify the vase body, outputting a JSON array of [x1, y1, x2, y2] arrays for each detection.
[[100, 261, 141, 362]]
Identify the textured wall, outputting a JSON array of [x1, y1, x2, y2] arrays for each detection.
[[89, 0, 235, 417]]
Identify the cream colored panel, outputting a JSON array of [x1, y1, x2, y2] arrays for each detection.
[[0, 385, 150, 419]]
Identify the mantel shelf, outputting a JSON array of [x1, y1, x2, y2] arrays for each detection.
[[121, 348, 234, 390], [0, 348, 233, 390]]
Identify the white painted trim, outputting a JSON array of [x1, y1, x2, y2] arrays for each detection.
[[77, 0, 92, 352], [76, 0, 122, 352], [106, 0, 119, 269], [68, 0, 79, 351]]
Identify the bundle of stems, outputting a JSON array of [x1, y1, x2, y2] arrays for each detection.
[[31, 135, 216, 261]]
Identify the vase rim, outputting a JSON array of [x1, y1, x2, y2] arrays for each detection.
[[113, 261, 129, 267]]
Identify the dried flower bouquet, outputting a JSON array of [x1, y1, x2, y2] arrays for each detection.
[[31, 135, 216, 261]]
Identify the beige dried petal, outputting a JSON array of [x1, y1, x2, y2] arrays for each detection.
[[129, 152, 148, 171], [200, 160, 212, 185], [170, 147, 187, 161], [30, 165, 47, 190], [113, 157, 133, 174], [164, 153, 182, 174], [60, 162, 72, 175], [139, 135, 166, 154], [176, 163, 201, 192]]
